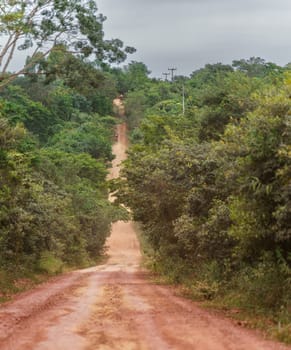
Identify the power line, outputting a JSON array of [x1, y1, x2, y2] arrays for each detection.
[[162, 72, 170, 81], [168, 67, 177, 81], [182, 84, 185, 115]]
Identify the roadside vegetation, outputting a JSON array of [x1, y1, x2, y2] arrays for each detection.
[[115, 57, 291, 343], [0, 60, 121, 299], [0, 3, 290, 342], [0, 0, 133, 300]]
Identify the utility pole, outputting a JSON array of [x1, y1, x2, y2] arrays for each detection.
[[182, 84, 185, 115], [162, 72, 170, 81], [168, 67, 177, 81]]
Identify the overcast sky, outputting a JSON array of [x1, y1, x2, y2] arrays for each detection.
[[97, 0, 291, 77]]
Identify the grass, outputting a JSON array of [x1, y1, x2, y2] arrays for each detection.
[[0, 251, 109, 304], [133, 221, 291, 345], [200, 292, 291, 345], [177, 278, 291, 345], [0, 268, 49, 303]]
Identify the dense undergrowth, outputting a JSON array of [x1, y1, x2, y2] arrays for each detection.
[[0, 0, 139, 299], [0, 52, 130, 299], [115, 58, 291, 343]]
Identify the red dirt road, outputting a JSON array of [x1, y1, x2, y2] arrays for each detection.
[[0, 111, 290, 349]]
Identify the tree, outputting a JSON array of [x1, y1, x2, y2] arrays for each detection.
[[0, 0, 135, 88], [232, 57, 283, 78], [0, 84, 56, 142], [190, 63, 233, 87], [48, 114, 114, 161], [111, 61, 151, 93]]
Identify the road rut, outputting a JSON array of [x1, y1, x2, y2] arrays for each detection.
[[0, 111, 290, 350]]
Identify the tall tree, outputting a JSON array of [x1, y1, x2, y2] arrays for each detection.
[[0, 0, 135, 88], [232, 57, 282, 78]]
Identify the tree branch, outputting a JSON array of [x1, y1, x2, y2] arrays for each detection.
[[0, 29, 67, 90], [2, 34, 19, 73], [0, 34, 14, 67], [0, 48, 50, 90]]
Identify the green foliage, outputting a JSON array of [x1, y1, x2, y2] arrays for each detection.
[[46, 83, 78, 122], [0, 85, 56, 142], [190, 63, 233, 87], [39, 49, 117, 115], [188, 71, 262, 141], [38, 251, 64, 275], [48, 114, 114, 161], [0, 0, 135, 87], [231, 252, 291, 311], [0, 53, 123, 279], [232, 57, 284, 78], [0, 4, 137, 298], [111, 61, 151, 93], [118, 59, 291, 339]]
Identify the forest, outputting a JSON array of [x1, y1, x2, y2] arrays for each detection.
[[0, 0, 290, 342], [0, 0, 132, 295], [116, 57, 291, 341]]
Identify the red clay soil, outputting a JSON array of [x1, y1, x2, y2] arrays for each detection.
[[0, 101, 290, 350]]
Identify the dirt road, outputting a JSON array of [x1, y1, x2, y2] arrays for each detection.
[[0, 112, 290, 349]]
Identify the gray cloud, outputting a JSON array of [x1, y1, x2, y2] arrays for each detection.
[[98, 0, 291, 76], [3, 0, 291, 77]]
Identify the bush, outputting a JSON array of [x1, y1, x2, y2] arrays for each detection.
[[231, 252, 291, 313], [38, 251, 64, 275]]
